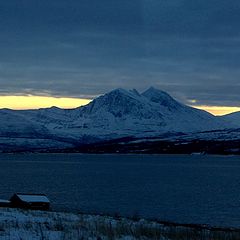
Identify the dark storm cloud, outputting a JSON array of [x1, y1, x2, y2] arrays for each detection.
[[0, 0, 240, 106]]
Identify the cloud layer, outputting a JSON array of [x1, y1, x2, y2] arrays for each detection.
[[0, 0, 240, 106]]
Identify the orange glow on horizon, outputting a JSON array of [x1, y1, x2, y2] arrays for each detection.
[[0, 95, 91, 110], [0, 96, 239, 116], [191, 105, 240, 116]]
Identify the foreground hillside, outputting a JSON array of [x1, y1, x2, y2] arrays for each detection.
[[0, 208, 240, 240], [0, 87, 239, 152]]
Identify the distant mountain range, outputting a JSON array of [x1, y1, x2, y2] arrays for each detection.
[[0, 87, 239, 153]]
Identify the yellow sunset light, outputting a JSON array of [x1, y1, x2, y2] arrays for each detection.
[[0, 95, 239, 117], [0, 96, 91, 110], [192, 105, 240, 116]]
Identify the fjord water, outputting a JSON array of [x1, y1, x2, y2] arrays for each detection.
[[0, 154, 239, 227]]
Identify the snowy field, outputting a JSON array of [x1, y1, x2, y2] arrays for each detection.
[[0, 208, 240, 240]]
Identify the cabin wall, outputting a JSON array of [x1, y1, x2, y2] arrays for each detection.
[[10, 195, 50, 210]]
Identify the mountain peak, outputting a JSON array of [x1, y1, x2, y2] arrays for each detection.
[[146, 86, 160, 92], [79, 87, 161, 119], [83, 87, 183, 117], [142, 87, 170, 97], [129, 88, 140, 96], [142, 87, 179, 107], [108, 88, 140, 99], [110, 88, 127, 94]]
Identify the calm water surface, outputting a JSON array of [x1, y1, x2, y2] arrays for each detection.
[[0, 154, 240, 227]]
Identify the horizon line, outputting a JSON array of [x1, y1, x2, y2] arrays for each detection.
[[0, 95, 238, 116]]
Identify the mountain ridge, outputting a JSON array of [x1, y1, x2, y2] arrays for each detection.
[[0, 87, 238, 152], [219, 111, 240, 127]]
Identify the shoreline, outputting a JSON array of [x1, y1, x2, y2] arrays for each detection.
[[1, 152, 240, 156]]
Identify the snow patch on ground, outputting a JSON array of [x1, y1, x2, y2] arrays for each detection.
[[0, 208, 239, 240], [0, 208, 168, 240]]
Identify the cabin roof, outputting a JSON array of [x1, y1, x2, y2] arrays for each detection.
[[15, 194, 50, 203], [0, 199, 10, 203]]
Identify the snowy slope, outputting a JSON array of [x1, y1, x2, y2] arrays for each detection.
[[0, 108, 75, 150], [73, 87, 228, 136], [0, 108, 49, 137], [219, 111, 240, 128], [0, 87, 236, 151]]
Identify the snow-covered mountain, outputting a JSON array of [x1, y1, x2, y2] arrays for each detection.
[[219, 111, 240, 128], [0, 87, 237, 151], [75, 87, 228, 135]]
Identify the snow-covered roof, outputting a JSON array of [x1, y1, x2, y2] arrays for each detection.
[[0, 199, 10, 203], [16, 194, 50, 203]]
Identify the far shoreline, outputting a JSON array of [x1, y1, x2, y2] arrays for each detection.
[[1, 152, 239, 156]]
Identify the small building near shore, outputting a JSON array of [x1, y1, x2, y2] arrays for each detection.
[[0, 199, 11, 208], [10, 193, 50, 210]]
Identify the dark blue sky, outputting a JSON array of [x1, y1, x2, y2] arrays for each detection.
[[0, 0, 240, 106]]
